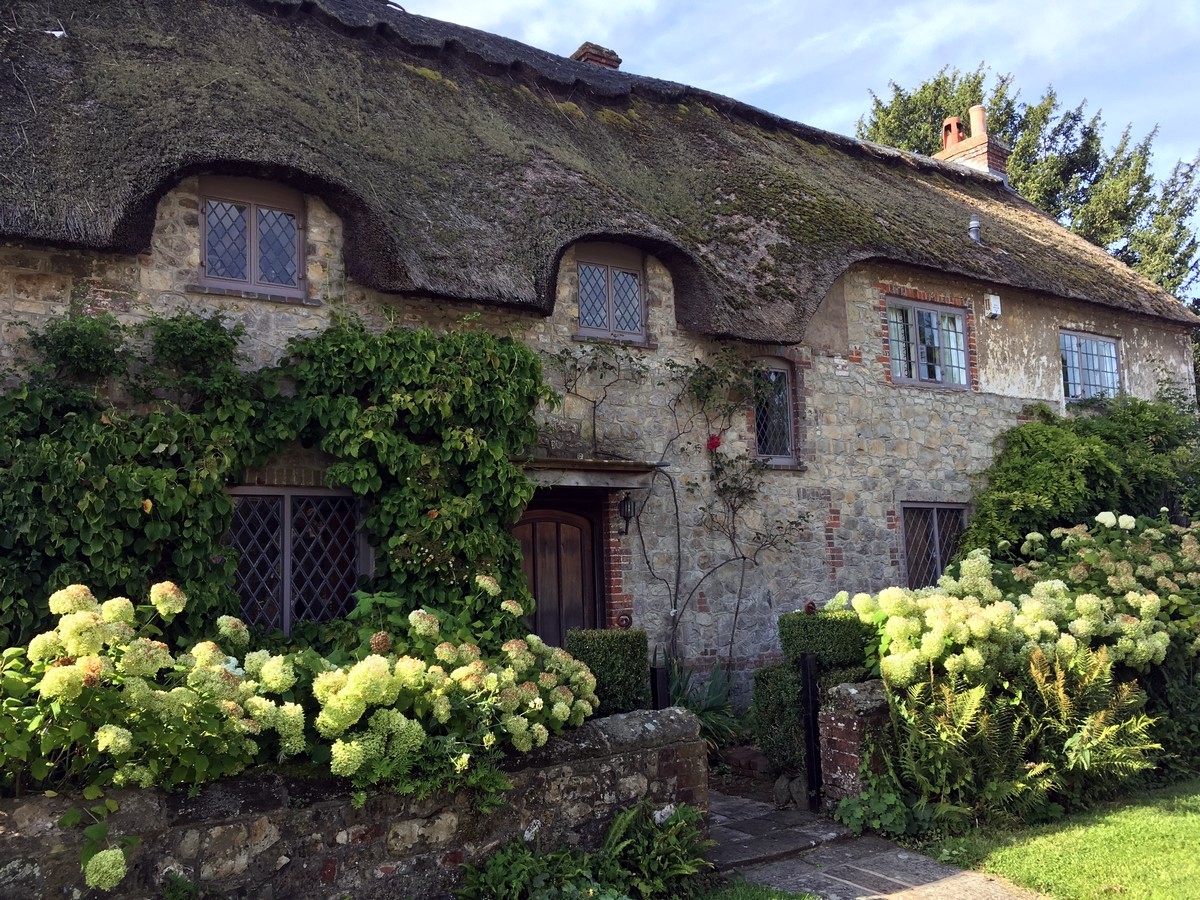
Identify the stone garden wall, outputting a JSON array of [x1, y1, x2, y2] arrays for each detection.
[[0, 709, 705, 899]]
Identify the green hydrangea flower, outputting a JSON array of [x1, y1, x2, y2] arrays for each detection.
[[84, 848, 126, 891]]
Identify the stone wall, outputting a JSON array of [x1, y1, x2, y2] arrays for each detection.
[[0, 709, 705, 899]]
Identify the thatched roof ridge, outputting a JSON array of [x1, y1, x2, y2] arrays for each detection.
[[0, 0, 1194, 338]]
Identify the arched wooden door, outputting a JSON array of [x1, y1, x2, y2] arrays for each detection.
[[512, 509, 597, 647]]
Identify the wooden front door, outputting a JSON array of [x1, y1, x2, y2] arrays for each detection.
[[512, 508, 598, 647]]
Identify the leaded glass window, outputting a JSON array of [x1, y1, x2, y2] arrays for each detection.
[[200, 177, 304, 299], [754, 365, 793, 462], [227, 488, 362, 635], [1060, 331, 1119, 400], [575, 249, 645, 339], [887, 302, 968, 388], [902, 504, 966, 588]]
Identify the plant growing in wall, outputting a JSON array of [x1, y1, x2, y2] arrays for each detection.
[[0, 312, 551, 648]]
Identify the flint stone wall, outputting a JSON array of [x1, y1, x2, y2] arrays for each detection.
[[0, 708, 706, 900]]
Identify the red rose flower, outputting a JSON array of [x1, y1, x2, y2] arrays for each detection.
[[706, 434, 721, 451]]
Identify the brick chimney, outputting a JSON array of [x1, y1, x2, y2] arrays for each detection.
[[933, 104, 1010, 181], [571, 42, 621, 69]]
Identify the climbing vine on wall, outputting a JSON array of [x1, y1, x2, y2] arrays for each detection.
[[0, 312, 549, 647], [546, 343, 808, 664]]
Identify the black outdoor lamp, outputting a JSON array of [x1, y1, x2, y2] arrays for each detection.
[[618, 492, 637, 534]]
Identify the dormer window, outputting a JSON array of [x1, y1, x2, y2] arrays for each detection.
[[575, 243, 646, 341], [200, 177, 305, 300]]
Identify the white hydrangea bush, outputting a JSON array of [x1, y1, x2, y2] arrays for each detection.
[[837, 511, 1200, 688]]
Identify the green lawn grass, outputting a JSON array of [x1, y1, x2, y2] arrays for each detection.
[[926, 777, 1200, 899], [696, 878, 817, 900]]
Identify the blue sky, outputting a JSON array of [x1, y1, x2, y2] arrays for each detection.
[[402, 0, 1200, 179]]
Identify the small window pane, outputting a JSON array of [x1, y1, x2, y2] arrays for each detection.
[[578, 263, 608, 330], [257, 208, 299, 287], [916, 310, 941, 381], [755, 368, 792, 459], [612, 270, 642, 333], [290, 495, 360, 623], [940, 314, 967, 385], [205, 201, 249, 281], [887, 306, 914, 380], [229, 495, 284, 630]]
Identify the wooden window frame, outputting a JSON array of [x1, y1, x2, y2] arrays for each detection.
[[1060, 329, 1121, 401], [574, 243, 647, 342], [886, 299, 969, 389], [199, 176, 306, 300]]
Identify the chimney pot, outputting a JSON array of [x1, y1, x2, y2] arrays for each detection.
[[571, 42, 622, 70], [942, 117, 965, 150], [969, 105, 987, 138]]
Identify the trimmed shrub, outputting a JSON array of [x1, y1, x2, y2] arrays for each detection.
[[750, 663, 804, 773], [779, 609, 871, 669], [565, 628, 650, 716]]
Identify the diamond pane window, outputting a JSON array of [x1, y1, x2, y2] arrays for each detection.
[[205, 202, 249, 281], [887, 301, 968, 388], [754, 365, 793, 462], [578, 263, 609, 330], [902, 504, 966, 588], [575, 248, 645, 339], [228, 489, 362, 634], [1061, 331, 1119, 400], [257, 208, 299, 286], [200, 177, 304, 299]]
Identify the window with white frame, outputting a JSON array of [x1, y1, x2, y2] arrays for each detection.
[[575, 243, 646, 340], [1060, 331, 1119, 400], [753, 362, 794, 463], [200, 176, 305, 299], [227, 487, 365, 634], [901, 504, 966, 588], [886, 301, 968, 387]]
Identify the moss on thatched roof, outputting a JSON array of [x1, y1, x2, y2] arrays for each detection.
[[1, 0, 1193, 339]]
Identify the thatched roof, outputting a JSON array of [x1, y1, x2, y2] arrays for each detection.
[[1, 0, 1194, 339]]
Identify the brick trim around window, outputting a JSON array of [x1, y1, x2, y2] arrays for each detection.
[[875, 284, 978, 391]]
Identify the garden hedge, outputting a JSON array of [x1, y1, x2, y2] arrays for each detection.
[[778, 609, 872, 669], [565, 628, 650, 716], [750, 663, 805, 774]]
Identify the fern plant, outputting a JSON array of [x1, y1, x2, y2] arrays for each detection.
[[1024, 646, 1159, 806]]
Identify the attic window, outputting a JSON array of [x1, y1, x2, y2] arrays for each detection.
[[200, 177, 305, 300], [575, 243, 646, 342]]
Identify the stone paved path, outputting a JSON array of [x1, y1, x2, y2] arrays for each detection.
[[708, 792, 1039, 899]]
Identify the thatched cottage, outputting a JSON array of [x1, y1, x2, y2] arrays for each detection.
[[2, 0, 1195, 686]]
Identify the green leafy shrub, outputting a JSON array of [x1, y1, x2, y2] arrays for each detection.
[[961, 396, 1200, 552], [750, 663, 804, 773], [836, 646, 1158, 837], [456, 799, 712, 900], [778, 609, 872, 668], [565, 629, 650, 716]]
